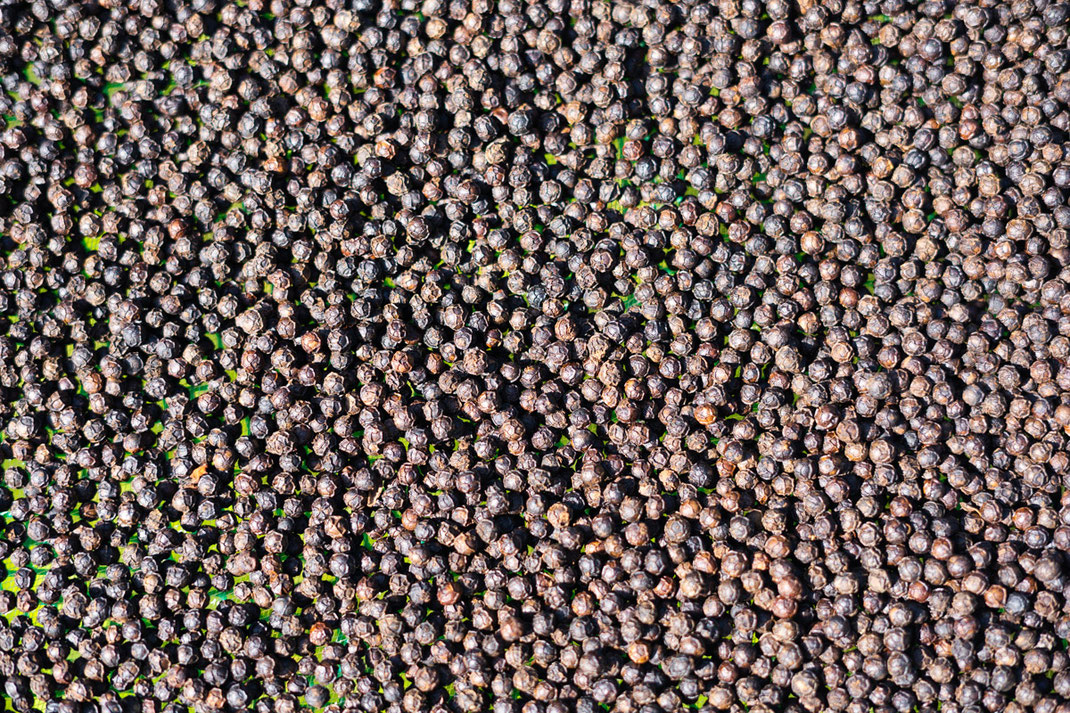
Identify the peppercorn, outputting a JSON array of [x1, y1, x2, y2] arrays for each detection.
[[4, 0, 1070, 711]]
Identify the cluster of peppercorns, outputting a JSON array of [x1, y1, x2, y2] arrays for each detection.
[[2, 0, 1070, 711]]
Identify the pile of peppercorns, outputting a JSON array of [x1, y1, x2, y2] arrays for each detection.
[[2, 0, 1070, 711]]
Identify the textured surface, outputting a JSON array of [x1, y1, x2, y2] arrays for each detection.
[[2, 1, 1070, 713]]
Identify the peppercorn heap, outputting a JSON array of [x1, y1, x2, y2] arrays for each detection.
[[2, 0, 1070, 710]]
